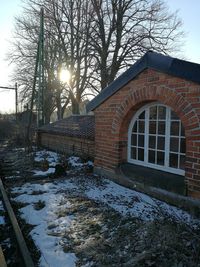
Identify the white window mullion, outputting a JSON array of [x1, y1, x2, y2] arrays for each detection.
[[127, 102, 185, 176], [178, 120, 181, 168], [155, 110, 158, 164], [165, 108, 170, 167], [144, 108, 149, 164], [136, 133, 138, 160]]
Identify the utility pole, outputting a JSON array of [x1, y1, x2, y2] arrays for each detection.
[[26, 7, 45, 147], [37, 7, 44, 126], [0, 84, 18, 120], [15, 83, 18, 120]]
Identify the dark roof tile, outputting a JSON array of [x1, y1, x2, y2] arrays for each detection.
[[38, 115, 95, 140]]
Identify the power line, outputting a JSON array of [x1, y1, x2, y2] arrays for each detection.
[[0, 83, 18, 120]]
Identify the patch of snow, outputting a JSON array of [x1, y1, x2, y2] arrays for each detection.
[[86, 179, 158, 221], [155, 200, 199, 228], [0, 200, 5, 225], [34, 150, 60, 167], [0, 201, 4, 211], [48, 215, 75, 235], [11, 177, 200, 267], [86, 179, 200, 227], [68, 157, 94, 169], [86, 161, 94, 168], [81, 261, 95, 267], [34, 151, 93, 170], [33, 168, 55, 176], [68, 156, 83, 168], [1, 238, 11, 248], [12, 181, 77, 195], [0, 217, 5, 225], [6, 175, 21, 179], [13, 147, 25, 152], [12, 182, 78, 267]]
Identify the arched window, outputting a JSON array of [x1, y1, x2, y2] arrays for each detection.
[[128, 103, 186, 175]]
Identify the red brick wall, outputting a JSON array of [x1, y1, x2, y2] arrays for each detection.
[[38, 132, 95, 159], [94, 68, 200, 199]]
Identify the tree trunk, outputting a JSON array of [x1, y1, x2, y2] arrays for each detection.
[[44, 112, 51, 124], [71, 99, 80, 114], [57, 102, 62, 120], [56, 89, 62, 120]]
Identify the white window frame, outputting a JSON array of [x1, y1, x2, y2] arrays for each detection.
[[127, 102, 185, 176]]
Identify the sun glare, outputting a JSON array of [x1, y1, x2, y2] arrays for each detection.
[[59, 69, 71, 83]]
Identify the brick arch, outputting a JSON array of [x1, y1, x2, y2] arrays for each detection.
[[112, 86, 200, 137], [110, 85, 200, 198]]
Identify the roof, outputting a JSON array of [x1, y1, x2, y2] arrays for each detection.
[[86, 51, 200, 112], [38, 115, 95, 140]]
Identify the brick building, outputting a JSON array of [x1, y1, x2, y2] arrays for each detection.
[[38, 115, 95, 159], [87, 51, 200, 199]]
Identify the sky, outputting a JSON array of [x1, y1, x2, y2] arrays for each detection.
[[0, 0, 200, 113], [0, 0, 22, 113]]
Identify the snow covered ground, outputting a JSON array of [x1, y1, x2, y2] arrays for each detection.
[[12, 182, 78, 267], [34, 150, 60, 167], [7, 149, 200, 266], [33, 168, 55, 176], [32, 150, 93, 177], [12, 176, 200, 266]]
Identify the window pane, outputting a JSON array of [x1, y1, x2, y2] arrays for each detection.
[[139, 111, 145, 119], [131, 147, 136, 159], [157, 136, 165, 150], [148, 150, 155, 164], [169, 153, 178, 168], [171, 121, 179, 136], [149, 121, 156, 134], [138, 134, 144, 147], [149, 135, 156, 149], [138, 148, 144, 161], [158, 106, 166, 120], [129, 104, 185, 173], [181, 124, 185, 136], [157, 151, 164, 165], [131, 134, 137, 146], [170, 137, 179, 152], [149, 106, 157, 119], [171, 110, 179, 120], [132, 121, 137, 132], [158, 121, 165, 135], [180, 155, 185, 170], [138, 121, 145, 133], [180, 138, 186, 154]]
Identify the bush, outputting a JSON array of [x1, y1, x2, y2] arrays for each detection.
[[0, 119, 16, 139]]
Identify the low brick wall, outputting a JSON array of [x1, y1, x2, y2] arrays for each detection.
[[38, 132, 95, 159]]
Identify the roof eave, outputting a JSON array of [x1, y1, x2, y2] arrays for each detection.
[[86, 51, 200, 112], [86, 53, 149, 112]]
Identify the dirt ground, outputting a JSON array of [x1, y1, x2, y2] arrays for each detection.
[[1, 144, 200, 267]]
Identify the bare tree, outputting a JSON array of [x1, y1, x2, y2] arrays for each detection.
[[9, 0, 184, 118], [9, 4, 57, 122], [9, 0, 95, 116], [47, 0, 95, 114], [90, 0, 184, 90]]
